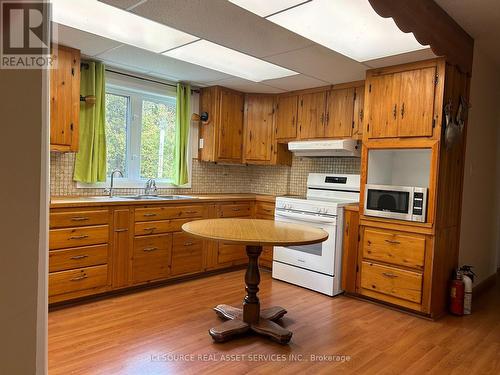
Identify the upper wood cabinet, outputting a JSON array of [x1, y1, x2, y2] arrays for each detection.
[[50, 45, 80, 152], [199, 86, 244, 163], [298, 91, 327, 139], [352, 84, 365, 139], [243, 94, 292, 166], [275, 94, 298, 140], [365, 62, 439, 139], [324, 87, 355, 138]]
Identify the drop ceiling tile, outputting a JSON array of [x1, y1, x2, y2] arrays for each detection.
[[117, 0, 314, 58], [263, 74, 329, 91], [265, 44, 367, 84], [363, 48, 437, 69], [208, 77, 285, 93], [96, 44, 232, 83], [53, 23, 121, 57]]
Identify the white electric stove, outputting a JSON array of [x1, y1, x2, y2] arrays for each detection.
[[272, 173, 360, 296]]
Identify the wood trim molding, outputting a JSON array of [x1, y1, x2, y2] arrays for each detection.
[[368, 0, 474, 74]]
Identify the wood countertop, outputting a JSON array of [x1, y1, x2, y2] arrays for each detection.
[[182, 218, 328, 246], [50, 193, 276, 209]]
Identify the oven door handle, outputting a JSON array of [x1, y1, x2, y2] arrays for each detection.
[[275, 211, 336, 225]]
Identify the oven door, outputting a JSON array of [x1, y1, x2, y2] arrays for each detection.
[[364, 184, 413, 221], [273, 210, 335, 275]]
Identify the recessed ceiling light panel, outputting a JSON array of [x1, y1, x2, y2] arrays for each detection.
[[163, 40, 298, 82], [52, 0, 198, 53]]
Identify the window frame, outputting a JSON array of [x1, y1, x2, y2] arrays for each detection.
[[77, 72, 193, 190]]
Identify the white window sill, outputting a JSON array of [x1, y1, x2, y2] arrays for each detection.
[[76, 179, 191, 189]]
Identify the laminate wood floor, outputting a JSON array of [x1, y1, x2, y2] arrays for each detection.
[[49, 270, 500, 375]]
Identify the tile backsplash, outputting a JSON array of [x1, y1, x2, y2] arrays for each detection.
[[50, 152, 360, 197]]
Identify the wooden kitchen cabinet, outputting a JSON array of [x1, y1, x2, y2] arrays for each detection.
[[275, 94, 298, 140], [341, 206, 359, 294], [255, 201, 276, 269], [298, 91, 327, 139], [243, 94, 292, 166], [132, 234, 172, 283], [324, 87, 355, 138], [199, 86, 244, 163], [50, 45, 80, 152], [352, 84, 365, 139], [365, 62, 439, 139]]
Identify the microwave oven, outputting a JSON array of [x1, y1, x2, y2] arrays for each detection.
[[364, 184, 427, 222]]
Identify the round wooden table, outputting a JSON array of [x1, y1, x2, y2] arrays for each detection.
[[182, 218, 328, 344]]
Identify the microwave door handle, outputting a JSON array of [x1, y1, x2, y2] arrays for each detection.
[[275, 211, 336, 224]]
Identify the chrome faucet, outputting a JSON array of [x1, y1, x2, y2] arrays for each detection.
[[108, 169, 123, 197], [145, 178, 158, 196]]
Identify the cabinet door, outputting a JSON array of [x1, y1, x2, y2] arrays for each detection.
[[244, 95, 274, 162], [397, 67, 436, 137], [298, 91, 327, 139], [352, 85, 365, 139], [132, 234, 172, 284], [217, 89, 244, 161], [324, 87, 355, 138], [50, 46, 80, 152], [367, 74, 399, 138], [275, 95, 298, 140]]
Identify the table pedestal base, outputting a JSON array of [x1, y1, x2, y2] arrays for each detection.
[[209, 304, 292, 344]]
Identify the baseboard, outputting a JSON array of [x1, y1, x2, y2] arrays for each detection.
[[472, 270, 498, 297]]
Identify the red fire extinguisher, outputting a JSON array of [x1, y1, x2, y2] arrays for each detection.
[[450, 270, 465, 315]]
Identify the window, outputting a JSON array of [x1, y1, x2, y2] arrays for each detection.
[[87, 72, 190, 188]]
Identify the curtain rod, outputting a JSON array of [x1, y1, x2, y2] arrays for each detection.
[[80, 62, 199, 93]]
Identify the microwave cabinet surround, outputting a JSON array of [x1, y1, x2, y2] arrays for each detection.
[[364, 184, 427, 223], [347, 58, 471, 318]]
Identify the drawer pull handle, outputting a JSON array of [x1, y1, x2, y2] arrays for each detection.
[[71, 217, 89, 221], [385, 239, 401, 245], [143, 247, 158, 252], [143, 213, 157, 217], [382, 272, 398, 279], [232, 208, 241, 211], [70, 255, 89, 260], [70, 275, 88, 281], [69, 235, 89, 240], [115, 228, 128, 233], [184, 242, 194, 246], [144, 227, 156, 232], [185, 210, 198, 214]]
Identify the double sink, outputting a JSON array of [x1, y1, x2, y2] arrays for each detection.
[[86, 195, 198, 201]]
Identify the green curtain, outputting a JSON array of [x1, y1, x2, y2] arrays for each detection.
[[172, 83, 191, 185], [73, 61, 107, 183]]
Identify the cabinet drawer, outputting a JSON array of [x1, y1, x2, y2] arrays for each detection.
[[134, 205, 204, 222], [255, 202, 275, 218], [261, 245, 274, 262], [49, 225, 109, 250], [49, 244, 108, 272], [49, 265, 108, 297], [132, 234, 172, 284], [50, 209, 109, 228], [218, 242, 247, 264], [360, 261, 422, 304], [134, 218, 196, 236], [171, 233, 203, 276], [363, 228, 425, 269], [218, 203, 252, 218]]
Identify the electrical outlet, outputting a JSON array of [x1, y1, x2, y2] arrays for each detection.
[[199, 138, 204, 149]]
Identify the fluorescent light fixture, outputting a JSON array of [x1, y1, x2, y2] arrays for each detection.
[[51, 0, 198, 53], [235, 0, 428, 61], [228, 0, 310, 17], [163, 40, 298, 82]]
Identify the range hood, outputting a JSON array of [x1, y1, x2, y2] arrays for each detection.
[[288, 139, 361, 157]]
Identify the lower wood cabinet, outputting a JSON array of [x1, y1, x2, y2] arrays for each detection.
[[255, 200, 275, 268], [132, 234, 172, 284], [49, 198, 276, 304]]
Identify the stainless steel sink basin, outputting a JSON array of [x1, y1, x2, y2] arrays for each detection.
[[116, 195, 197, 200]]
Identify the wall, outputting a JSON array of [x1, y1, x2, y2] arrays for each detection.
[[459, 44, 500, 284], [0, 69, 48, 374], [50, 152, 360, 197]]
